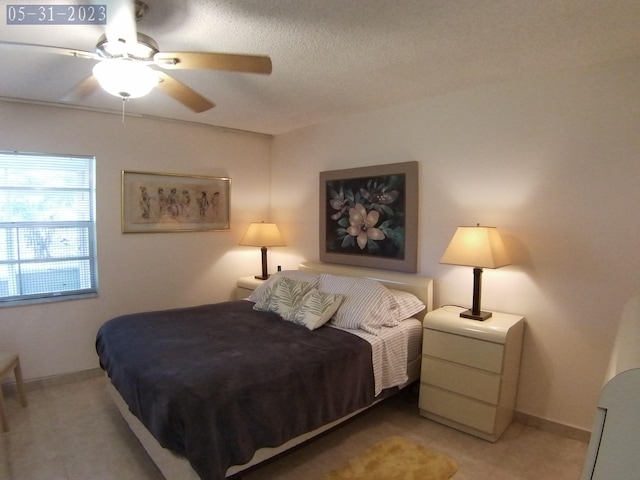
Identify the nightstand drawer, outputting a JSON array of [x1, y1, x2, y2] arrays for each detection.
[[421, 357, 501, 404], [420, 384, 497, 434], [423, 329, 504, 373]]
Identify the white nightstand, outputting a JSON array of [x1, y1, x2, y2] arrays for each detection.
[[419, 305, 524, 442], [236, 276, 266, 299]]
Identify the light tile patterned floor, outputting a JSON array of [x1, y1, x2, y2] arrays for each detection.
[[0, 374, 588, 480]]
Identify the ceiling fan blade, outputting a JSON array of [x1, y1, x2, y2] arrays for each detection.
[[154, 52, 272, 75], [60, 75, 100, 103], [0, 40, 99, 60], [155, 71, 215, 113]]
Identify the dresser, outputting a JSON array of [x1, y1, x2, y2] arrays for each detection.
[[581, 292, 640, 479], [419, 306, 524, 442]]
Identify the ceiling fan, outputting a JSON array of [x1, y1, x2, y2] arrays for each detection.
[[0, 0, 272, 113]]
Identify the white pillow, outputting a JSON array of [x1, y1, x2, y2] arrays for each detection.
[[252, 277, 313, 317], [283, 289, 344, 330], [318, 273, 398, 334], [388, 289, 426, 321], [248, 270, 320, 303]]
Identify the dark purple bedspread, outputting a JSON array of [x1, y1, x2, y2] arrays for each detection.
[[95, 300, 375, 480]]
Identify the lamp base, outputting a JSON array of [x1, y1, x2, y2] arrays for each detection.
[[254, 274, 270, 280], [460, 309, 493, 321]]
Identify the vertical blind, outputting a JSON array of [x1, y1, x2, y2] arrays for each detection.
[[0, 151, 98, 304]]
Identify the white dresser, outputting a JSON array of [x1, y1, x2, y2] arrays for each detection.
[[419, 306, 524, 442]]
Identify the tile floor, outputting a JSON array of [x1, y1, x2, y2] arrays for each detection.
[[0, 373, 589, 480]]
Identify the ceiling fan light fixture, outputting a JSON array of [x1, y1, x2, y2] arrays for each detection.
[[96, 33, 159, 61], [93, 58, 159, 99]]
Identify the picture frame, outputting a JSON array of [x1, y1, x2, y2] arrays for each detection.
[[121, 170, 231, 233], [319, 161, 418, 273]]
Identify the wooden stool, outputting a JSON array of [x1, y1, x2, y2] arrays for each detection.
[[0, 352, 28, 432]]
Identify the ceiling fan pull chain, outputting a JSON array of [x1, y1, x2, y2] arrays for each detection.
[[121, 97, 126, 122]]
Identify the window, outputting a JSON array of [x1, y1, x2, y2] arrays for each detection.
[[0, 151, 98, 305]]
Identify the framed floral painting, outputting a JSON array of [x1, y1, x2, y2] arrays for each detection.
[[319, 161, 418, 272], [121, 171, 230, 233]]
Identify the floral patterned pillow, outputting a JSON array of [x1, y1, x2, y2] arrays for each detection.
[[283, 289, 344, 330], [248, 270, 320, 303], [252, 276, 314, 317]]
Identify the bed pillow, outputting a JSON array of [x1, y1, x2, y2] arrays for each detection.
[[248, 270, 320, 303], [388, 289, 426, 321], [252, 276, 314, 317], [318, 273, 399, 334], [282, 289, 344, 330]]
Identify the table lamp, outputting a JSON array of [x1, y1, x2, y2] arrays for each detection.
[[440, 225, 511, 320], [240, 222, 286, 280]]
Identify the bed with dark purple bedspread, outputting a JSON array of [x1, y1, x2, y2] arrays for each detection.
[[95, 300, 376, 480]]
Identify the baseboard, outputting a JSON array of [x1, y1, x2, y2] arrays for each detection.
[[1, 367, 104, 395], [2, 368, 592, 444], [514, 411, 591, 443]]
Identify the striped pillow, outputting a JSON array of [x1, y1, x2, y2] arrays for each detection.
[[318, 274, 398, 334], [388, 289, 425, 321]]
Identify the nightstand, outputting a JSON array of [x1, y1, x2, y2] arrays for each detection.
[[419, 305, 524, 442], [236, 276, 266, 299]]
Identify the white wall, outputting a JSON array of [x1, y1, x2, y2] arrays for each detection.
[[0, 102, 272, 380], [270, 58, 640, 431]]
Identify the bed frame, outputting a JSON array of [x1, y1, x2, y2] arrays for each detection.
[[108, 261, 433, 479]]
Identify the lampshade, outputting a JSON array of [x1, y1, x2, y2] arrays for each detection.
[[440, 226, 511, 269], [93, 58, 159, 99], [239, 222, 286, 248], [240, 222, 285, 280], [440, 225, 510, 321]]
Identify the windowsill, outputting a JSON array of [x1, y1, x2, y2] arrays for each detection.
[[0, 292, 98, 308]]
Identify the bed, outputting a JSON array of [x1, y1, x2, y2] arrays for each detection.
[[96, 261, 433, 480]]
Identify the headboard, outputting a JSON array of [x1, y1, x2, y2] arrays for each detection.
[[298, 261, 433, 320]]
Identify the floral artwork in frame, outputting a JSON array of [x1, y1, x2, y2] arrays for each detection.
[[121, 170, 230, 233], [319, 161, 418, 272]]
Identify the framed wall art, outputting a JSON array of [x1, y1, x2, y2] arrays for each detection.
[[121, 171, 231, 233], [319, 161, 418, 272]]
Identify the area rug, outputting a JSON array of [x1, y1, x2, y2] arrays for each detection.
[[320, 435, 458, 480]]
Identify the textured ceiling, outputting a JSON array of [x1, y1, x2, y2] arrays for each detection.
[[1, 0, 640, 135]]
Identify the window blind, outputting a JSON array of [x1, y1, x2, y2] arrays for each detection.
[[0, 151, 98, 304]]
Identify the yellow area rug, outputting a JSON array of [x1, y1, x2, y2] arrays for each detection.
[[320, 435, 458, 480]]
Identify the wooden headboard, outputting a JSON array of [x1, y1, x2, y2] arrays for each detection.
[[298, 261, 433, 320]]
